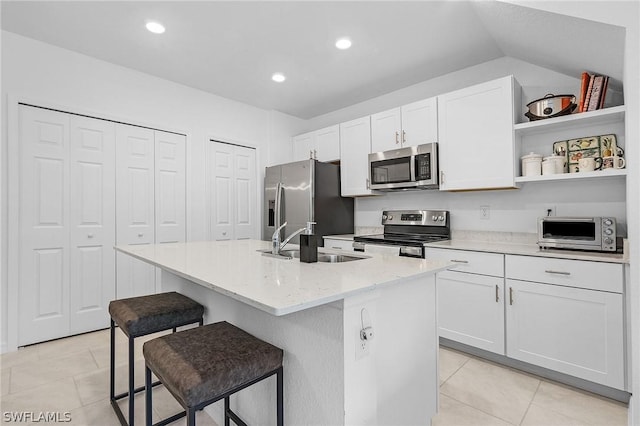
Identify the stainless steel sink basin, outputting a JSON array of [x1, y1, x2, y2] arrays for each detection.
[[259, 249, 368, 262]]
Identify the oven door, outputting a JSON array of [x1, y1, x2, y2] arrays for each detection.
[[538, 217, 602, 250], [368, 143, 438, 190]]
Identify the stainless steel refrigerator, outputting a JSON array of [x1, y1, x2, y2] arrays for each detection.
[[263, 159, 354, 246]]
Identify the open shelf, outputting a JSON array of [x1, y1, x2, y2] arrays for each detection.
[[515, 169, 627, 183], [514, 106, 626, 136]]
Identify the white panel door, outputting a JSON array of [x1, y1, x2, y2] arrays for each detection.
[[339, 116, 374, 197], [401, 97, 438, 147], [370, 107, 401, 153], [506, 279, 625, 389], [155, 131, 186, 244], [209, 141, 257, 241], [18, 106, 71, 345], [116, 124, 155, 298], [437, 271, 505, 355], [69, 116, 116, 334]]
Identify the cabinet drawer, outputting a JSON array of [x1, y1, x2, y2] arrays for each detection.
[[505, 255, 623, 293], [323, 238, 354, 251], [425, 248, 503, 277]]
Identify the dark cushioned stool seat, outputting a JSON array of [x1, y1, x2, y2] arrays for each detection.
[[109, 291, 205, 338], [143, 321, 284, 426]]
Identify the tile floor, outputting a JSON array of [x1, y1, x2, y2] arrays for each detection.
[[0, 330, 629, 426]]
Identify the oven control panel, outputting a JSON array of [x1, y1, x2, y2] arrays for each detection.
[[381, 210, 449, 226]]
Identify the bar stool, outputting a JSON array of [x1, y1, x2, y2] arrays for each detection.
[[143, 321, 284, 426], [109, 292, 205, 426]]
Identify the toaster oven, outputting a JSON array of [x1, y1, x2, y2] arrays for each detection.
[[538, 217, 617, 252]]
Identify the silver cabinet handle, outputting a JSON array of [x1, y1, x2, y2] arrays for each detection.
[[402, 130, 406, 144], [395, 131, 399, 144], [509, 287, 514, 305], [87, 233, 94, 238], [138, 233, 143, 237], [313, 149, 317, 159], [450, 259, 469, 264], [496, 285, 499, 303], [366, 178, 370, 189], [545, 270, 571, 276], [440, 170, 445, 184], [309, 150, 314, 159]]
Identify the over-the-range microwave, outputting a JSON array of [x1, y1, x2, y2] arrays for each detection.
[[368, 142, 438, 191], [538, 216, 618, 252]]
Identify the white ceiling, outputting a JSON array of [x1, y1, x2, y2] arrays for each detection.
[[1, 1, 625, 119]]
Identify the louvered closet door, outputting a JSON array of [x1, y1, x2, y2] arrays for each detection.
[[69, 116, 116, 333], [155, 131, 186, 244], [116, 124, 156, 298], [18, 106, 71, 345]]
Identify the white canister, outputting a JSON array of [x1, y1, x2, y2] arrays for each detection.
[[542, 155, 566, 175], [521, 152, 542, 176]]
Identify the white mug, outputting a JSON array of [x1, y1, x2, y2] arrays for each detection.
[[578, 157, 603, 172], [602, 156, 626, 170]]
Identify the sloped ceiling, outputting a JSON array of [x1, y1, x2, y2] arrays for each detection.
[[0, 1, 625, 119]]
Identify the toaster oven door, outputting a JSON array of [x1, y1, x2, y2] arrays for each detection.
[[538, 217, 602, 249]]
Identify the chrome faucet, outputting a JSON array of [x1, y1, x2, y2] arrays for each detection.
[[271, 221, 307, 255]]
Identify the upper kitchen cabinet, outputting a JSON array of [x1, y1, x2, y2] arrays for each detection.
[[370, 97, 438, 153], [438, 76, 520, 191], [292, 125, 340, 162], [340, 116, 375, 196]]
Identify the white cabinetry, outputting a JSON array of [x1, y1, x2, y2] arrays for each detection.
[[426, 248, 505, 354], [116, 125, 186, 299], [505, 255, 624, 389], [323, 237, 354, 251], [438, 76, 519, 190], [18, 105, 115, 345], [370, 97, 438, 153], [340, 116, 375, 197], [292, 125, 340, 162]]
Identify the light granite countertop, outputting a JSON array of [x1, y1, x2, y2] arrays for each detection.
[[115, 240, 452, 316]]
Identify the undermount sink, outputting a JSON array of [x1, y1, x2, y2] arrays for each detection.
[[259, 249, 368, 263]]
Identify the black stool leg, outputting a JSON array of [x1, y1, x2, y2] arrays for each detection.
[[110, 319, 115, 401], [129, 335, 135, 426], [187, 408, 196, 426], [145, 365, 152, 426], [224, 396, 230, 426], [277, 366, 283, 426]]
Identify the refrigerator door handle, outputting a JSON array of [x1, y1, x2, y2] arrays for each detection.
[[275, 182, 284, 232]]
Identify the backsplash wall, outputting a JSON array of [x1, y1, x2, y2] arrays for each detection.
[[355, 177, 627, 236]]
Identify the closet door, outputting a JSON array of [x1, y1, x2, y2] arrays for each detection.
[[116, 124, 155, 298], [18, 106, 71, 345], [209, 141, 257, 241], [155, 131, 186, 244], [69, 116, 116, 333]]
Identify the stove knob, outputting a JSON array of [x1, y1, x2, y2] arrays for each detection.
[[431, 215, 437, 221], [604, 228, 613, 235], [382, 214, 387, 220], [438, 215, 444, 221], [604, 237, 614, 245], [603, 218, 613, 226], [388, 215, 393, 220]]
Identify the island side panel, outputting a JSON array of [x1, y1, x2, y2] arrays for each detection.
[[161, 270, 346, 426]]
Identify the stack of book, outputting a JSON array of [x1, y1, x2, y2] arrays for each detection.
[[578, 72, 609, 112]]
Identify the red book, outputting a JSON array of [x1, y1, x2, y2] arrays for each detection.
[[583, 74, 595, 112], [598, 76, 609, 109], [578, 72, 590, 112], [587, 75, 604, 111]]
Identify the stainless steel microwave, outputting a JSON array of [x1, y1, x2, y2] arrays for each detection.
[[538, 217, 617, 252], [368, 143, 438, 191]]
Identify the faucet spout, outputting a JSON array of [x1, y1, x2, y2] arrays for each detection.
[[272, 222, 288, 255], [279, 227, 307, 251]]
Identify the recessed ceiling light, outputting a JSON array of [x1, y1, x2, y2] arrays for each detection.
[[272, 73, 286, 83], [146, 21, 165, 34], [335, 38, 352, 50]]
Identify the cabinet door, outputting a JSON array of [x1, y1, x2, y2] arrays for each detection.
[[155, 131, 186, 244], [339, 116, 374, 197], [69, 116, 116, 334], [292, 131, 315, 162], [437, 271, 505, 355], [371, 107, 401, 153], [401, 97, 438, 147], [323, 238, 354, 251], [506, 279, 624, 389], [315, 125, 340, 162], [116, 124, 155, 298], [18, 106, 71, 345], [438, 76, 516, 190]]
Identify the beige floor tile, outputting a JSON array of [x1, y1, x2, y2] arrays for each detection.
[[521, 402, 586, 426], [440, 357, 540, 425], [1, 368, 10, 396], [10, 350, 98, 394], [1, 377, 83, 414], [439, 347, 470, 384], [432, 394, 514, 426], [90, 342, 133, 370], [36, 328, 111, 360], [164, 410, 218, 426], [532, 381, 628, 426], [67, 398, 120, 426], [0, 345, 40, 370], [150, 385, 186, 420]]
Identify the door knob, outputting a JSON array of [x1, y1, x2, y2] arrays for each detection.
[[138, 233, 143, 237], [87, 233, 94, 238]]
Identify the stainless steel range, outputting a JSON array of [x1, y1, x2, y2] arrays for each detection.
[[354, 210, 450, 258]]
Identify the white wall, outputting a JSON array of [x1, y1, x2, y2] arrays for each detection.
[[0, 31, 300, 351]]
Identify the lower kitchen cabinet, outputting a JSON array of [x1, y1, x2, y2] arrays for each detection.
[[323, 237, 354, 251], [437, 270, 505, 354]]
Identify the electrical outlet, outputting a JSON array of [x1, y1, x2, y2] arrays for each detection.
[[544, 205, 556, 217], [480, 205, 490, 220], [355, 330, 370, 360]]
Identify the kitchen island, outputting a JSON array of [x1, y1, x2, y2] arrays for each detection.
[[115, 239, 452, 425]]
